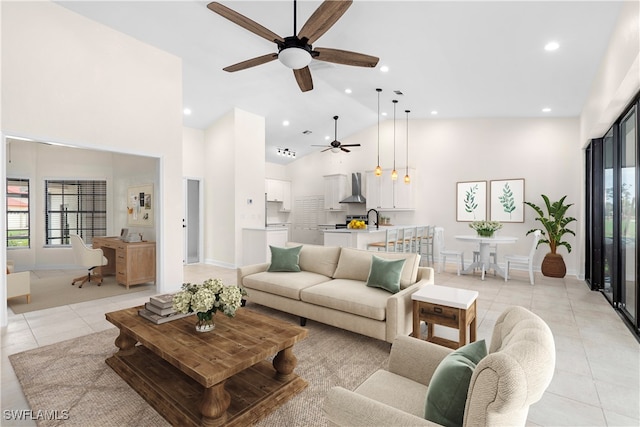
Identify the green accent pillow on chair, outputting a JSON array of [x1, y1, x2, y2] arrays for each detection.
[[424, 339, 487, 427], [365, 255, 406, 294], [267, 245, 302, 272]]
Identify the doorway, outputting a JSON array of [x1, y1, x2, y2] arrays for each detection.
[[184, 178, 202, 264]]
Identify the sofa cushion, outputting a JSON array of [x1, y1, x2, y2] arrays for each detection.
[[332, 247, 420, 288], [243, 271, 331, 300], [286, 242, 341, 277], [268, 245, 302, 272], [300, 279, 389, 321], [366, 256, 405, 294], [424, 339, 487, 427]]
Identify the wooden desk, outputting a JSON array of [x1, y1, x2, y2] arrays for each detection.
[[105, 306, 308, 427], [411, 285, 478, 350], [92, 237, 156, 289]]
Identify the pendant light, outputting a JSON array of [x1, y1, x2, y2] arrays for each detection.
[[374, 88, 383, 176], [404, 109, 411, 184], [391, 99, 398, 180]]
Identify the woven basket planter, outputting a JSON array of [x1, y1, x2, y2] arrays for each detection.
[[541, 253, 566, 278]]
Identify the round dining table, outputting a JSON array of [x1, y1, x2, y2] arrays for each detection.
[[454, 235, 518, 280]]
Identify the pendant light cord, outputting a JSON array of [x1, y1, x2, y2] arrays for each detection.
[[405, 110, 410, 174], [377, 89, 381, 166], [393, 99, 398, 171]]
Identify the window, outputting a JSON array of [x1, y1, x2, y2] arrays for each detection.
[[45, 180, 107, 245], [6, 178, 30, 248]]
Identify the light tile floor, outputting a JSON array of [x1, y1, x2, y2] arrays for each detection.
[[1, 264, 638, 426]]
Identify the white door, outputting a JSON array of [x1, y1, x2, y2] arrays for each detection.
[[183, 178, 202, 264]]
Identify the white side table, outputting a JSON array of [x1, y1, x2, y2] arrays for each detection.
[[411, 285, 479, 349]]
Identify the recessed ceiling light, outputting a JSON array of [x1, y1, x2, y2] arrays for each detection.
[[542, 107, 552, 113], [345, 88, 352, 94], [544, 41, 559, 51], [183, 108, 192, 115], [431, 110, 438, 115], [381, 112, 388, 116], [282, 120, 290, 126], [380, 65, 389, 73], [325, 135, 331, 140]]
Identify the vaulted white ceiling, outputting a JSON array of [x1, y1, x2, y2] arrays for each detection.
[[55, 1, 624, 164]]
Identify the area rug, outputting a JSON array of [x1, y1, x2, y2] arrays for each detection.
[[8, 273, 154, 314], [9, 305, 391, 426]]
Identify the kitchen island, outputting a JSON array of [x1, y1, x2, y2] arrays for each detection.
[[323, 227, 390, 250]]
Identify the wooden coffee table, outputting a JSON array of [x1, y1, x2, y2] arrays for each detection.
[[105, 306, 308, 427]]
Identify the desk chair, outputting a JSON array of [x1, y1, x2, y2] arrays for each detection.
[[70, 234, 108, 288], [434, 227, 464, 275], [504, 230, 542, 285]]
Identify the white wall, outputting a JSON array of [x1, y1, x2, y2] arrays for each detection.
[[1, 0, 183, 325], [287, 117, 581, 275], [203, 109, 265, 267], [580, 0, 640, 146]]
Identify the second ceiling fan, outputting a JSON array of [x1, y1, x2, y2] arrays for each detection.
[[313, 116, 361, 153], [207, 0, 379, 92]]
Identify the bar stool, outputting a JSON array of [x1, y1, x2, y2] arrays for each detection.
[[367, 228, 399, 252]]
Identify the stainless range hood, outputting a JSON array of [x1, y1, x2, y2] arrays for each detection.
[[340, 173, 366, 204]]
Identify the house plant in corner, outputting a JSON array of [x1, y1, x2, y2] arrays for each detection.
[[172, 278, 246, 332], [524, 194, 577, 278]]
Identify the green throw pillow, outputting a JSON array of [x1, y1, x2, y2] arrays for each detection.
[[268, 245, 302, 272], [365, 255, 405, 294], [424, 340, 487, 427]]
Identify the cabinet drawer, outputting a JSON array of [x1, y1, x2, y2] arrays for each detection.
[[418, 302, 459, 328]]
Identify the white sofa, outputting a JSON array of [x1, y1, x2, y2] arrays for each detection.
[[6, 261, 31, 304], [237, 243, 435, 343]]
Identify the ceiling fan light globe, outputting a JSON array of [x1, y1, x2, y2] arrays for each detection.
[[279, 47, 312, 69], [374, 165, 382, 176], [331, 147, 341, 153]]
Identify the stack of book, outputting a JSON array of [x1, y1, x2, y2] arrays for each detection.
[[138, 293, 192, 324]]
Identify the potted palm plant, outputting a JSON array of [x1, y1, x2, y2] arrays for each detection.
[[524, 194, 576, 278]]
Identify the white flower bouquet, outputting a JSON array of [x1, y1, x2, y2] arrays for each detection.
[[469, 220, 502, 237], [172, 279, 247, 326]]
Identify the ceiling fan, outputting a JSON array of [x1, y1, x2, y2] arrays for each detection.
[[313, 116, 361, 153], [207, 0, 379, 92]]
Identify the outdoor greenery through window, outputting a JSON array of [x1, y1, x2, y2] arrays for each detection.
[[45, 180, 107, 246], [6, 178, 30, 248]]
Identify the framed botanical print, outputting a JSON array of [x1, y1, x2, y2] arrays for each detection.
[[127, 184, 154, 226], [490, 178, 525, 222], [456, 181, 487, 221]]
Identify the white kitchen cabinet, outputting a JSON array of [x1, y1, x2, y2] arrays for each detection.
[[266, 179, 291, 211], [365, 169, 416, 210], [323, 174, 348, 211]]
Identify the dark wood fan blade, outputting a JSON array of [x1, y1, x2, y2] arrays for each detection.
[[223, 53, 278, 72], [340, 144, 361, 147], [321, 147, 332, 152], [207, 2, 284, 44], [298, 0, 352, 45], [311, 145, 329, 147], [314, 47, 379, 68], [294, 67, 313, 92], [341, 147, 351, 153]]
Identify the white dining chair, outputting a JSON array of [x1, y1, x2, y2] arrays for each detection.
[[434, 227, 465, 275], [504, 230, 542, 285], [473, 244, 498, 275]]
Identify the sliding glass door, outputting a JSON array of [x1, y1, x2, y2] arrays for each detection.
[[620, 106, 637, 323], [585, 95, 639, 337]]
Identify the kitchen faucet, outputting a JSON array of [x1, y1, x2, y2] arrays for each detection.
[[367, 209, 380, 229]]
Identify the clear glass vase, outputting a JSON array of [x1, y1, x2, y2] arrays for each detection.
[[195, 311, 215, 332]]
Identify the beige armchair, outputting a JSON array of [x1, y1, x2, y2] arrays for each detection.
[[70, 234, 108, 288], [323, 306, 555, 427], [6, 261, 31, 303]]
